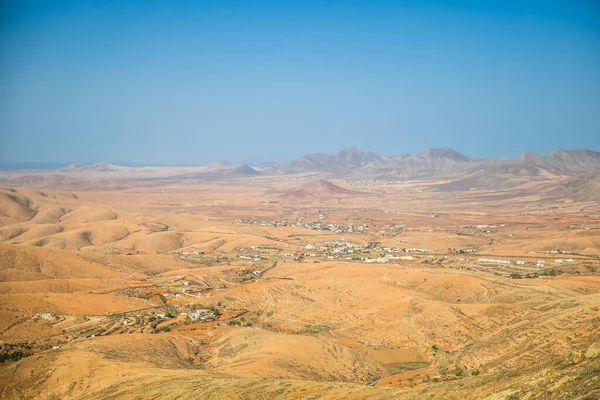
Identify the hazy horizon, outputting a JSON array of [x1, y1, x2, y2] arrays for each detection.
[[1, 0, 599, 166], [2, 145, 600, 171]]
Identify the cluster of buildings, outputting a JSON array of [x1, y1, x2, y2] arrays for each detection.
[[478, 258, 574, 267], [555, 259, 574, 263], [239, 255, 263, 261], [546, 249, 572, 254], [477, 258, 511, 265], [180, 309, 218, 321], [293, 221, 369, 234], [235, 240, 429, 264], [308, 241, 429, 263], [535, 258, 574, 267], [236, 218, 369, 234]]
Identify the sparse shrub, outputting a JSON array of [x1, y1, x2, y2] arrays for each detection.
[[228, 320, 241, 326], [432, 344, 439, 351], [245, 322, 253, 327], [578, 365, 600, 378], [80, 231, 93, 244], [303, 324, 327, 334], [195, 362, 206, 370], [5, 350, 31, 362]]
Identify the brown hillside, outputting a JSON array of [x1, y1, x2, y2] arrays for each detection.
[[284, 179, 364, 198]]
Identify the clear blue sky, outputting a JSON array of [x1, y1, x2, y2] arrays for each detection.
[[0, 0, 599, 166]]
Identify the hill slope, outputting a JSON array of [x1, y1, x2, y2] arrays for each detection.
[[284, 179, 364, 198]]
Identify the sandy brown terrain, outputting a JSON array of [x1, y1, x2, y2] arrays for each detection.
[[0, 173, 599, 399]]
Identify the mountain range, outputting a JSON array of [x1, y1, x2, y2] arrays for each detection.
[[1, 147, 599, 193], [275, 147, 600, 181]]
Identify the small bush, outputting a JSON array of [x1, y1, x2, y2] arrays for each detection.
[[579, 365, 600, 378], [304, 324, 327, 334], [1, 350, 32, 362]]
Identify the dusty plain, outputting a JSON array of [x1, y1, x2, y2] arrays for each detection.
[[0, 171, 599, 399]]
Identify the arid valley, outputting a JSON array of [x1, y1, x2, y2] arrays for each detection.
[[0, 148, 599, 399]]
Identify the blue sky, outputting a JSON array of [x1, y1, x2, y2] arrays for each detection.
[[0, 0, 599, 166]]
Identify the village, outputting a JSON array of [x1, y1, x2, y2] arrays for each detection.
[[236, 217, 370, 234]]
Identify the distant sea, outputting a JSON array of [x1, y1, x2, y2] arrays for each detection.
[[0, 162, 72, 171], [0, 162, 212, 170]]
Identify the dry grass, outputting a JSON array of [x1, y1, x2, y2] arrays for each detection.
[[0, 178, 599, 399]]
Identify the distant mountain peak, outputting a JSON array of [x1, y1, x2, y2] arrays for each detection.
[[284, 179, 362, 198], [234, 164, 260, 175], [282, 147, 387, 173], [418, 147, 470, 162], [208, 161, 233, 170], [60, 163, 85, 172], [338, 147, 361, 155], [516, 152, 544, 162], [90, 162, 114, 171]]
